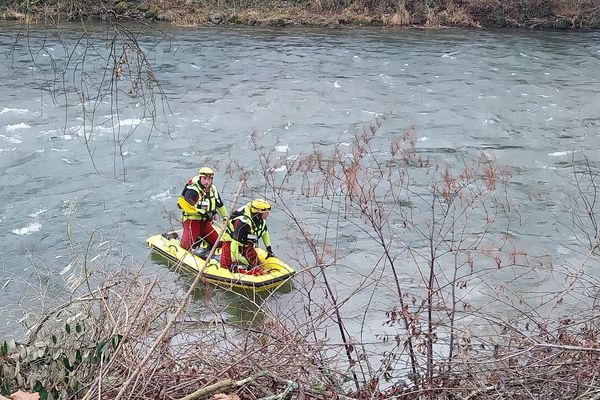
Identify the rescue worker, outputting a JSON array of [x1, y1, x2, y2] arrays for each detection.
[[220, 199, 275, 275], [179, 166, 228, 251]]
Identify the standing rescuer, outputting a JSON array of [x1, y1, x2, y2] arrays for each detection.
[[179, 166, 228, 251], [220, 198, 276, 275]]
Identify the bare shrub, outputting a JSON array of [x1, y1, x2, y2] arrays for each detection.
[[244, 119, 600, 398], [2, 121, 600, 399], [7, 23, 173, 182], [548, 0, 600, 27], [437, 2, 479, 26], [383, 1, 411, 25]]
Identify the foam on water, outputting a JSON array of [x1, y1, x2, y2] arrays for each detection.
[[5, 123, 30, 132], [28, 209, 47, 217], [12, 221, 42, 236], [275, 145, 290, 152], [120, 118, 143, 127], [1, 108, 29, 115], [361, 110, 379, 117], [93, 125, 114, 134], [150, 190, 171, 201], [0, 134, 22, 144], [548, 150, 574, 157]]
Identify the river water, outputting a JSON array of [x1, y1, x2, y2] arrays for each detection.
[[1, 23, 599, 339]]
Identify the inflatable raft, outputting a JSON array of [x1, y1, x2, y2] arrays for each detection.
[[146, 232, 295, 291]]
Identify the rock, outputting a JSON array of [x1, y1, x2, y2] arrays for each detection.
[[209, 12, 223, 24], [269, 18, 285, 26]]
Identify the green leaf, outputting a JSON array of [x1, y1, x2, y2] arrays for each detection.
[[111, 334, 123, 349], [1, 377, 12, 396], [65, 324, 71, 334], [63, 354, 72, 371], [94, 340, 109, 360], [33, 380, 44, 392], [75, 323, 82, 334], [7, 338, 16, 353]]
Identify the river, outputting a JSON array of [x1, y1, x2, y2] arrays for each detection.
[[1, 22, 599, 339]]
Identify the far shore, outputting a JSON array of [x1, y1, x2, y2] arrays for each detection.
[[2, 0, 600, 29]]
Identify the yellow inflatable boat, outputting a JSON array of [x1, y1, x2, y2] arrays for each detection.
[[146, 232, 295, 291]]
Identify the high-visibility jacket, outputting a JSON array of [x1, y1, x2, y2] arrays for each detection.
[[180, 176, 227, 222], [224, 204, 271, 264]]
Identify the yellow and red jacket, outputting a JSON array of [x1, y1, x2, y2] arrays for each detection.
[[180, 176, 227, 222]]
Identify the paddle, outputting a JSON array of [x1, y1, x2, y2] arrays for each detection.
[[113, 181, 245, 400], [177, 196, 196, 214]]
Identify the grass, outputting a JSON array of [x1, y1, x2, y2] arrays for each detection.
[[2, 0, 600, 28]]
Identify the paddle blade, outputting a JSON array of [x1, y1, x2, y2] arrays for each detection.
[[177, 196, 196, 214]]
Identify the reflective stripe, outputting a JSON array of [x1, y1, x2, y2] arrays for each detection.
[[239, 215, 267, 242], [181, 180, 220, 221], [224, 203, 267, 243]]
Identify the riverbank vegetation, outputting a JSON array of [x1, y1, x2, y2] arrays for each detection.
[[1, 121, 599, 399], [2, 0, 600, 28]]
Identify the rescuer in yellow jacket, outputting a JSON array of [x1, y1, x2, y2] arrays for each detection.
[[179, 166, 228, 251], [219, 199, 275, 275]]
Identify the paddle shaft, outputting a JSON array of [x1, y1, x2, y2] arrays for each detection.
[[114, 180, 246, 400]]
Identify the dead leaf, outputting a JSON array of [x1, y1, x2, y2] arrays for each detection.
[[213, 394, 240, 400], [10, 391, 40, 400]]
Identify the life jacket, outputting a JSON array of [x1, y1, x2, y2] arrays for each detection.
[[180, 176, 221, 221], [224, 204, 267, 244], [238, 214, 267, 245], [230, 203, 251, 221]]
